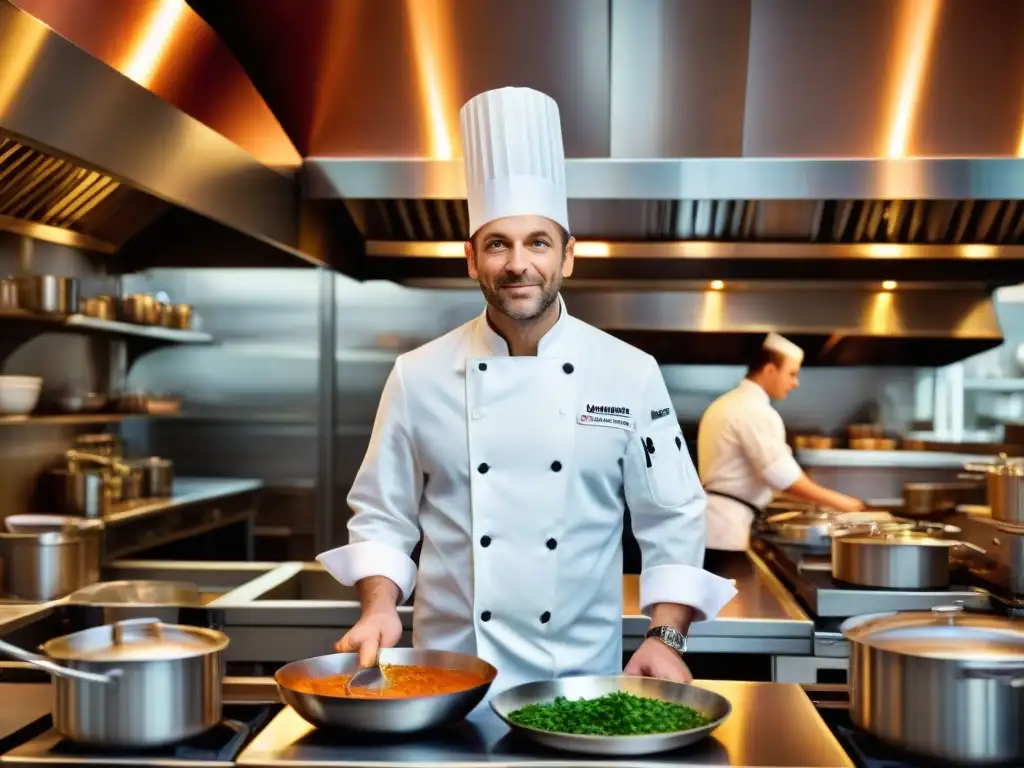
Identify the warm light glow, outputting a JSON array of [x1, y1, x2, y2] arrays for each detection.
[[882, 280, 898, 291], [0, 18, 48, 113], [406, 0, 456, 159], [710, 280, 725, 291], [574, 241, 611, 258], [864, 244, 905, 259], [962, 244, 997, 259], [122, 0, 187, 88], [886, 0, 941, 157]]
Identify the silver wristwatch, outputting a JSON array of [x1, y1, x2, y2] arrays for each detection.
[[645, 625, 688, 655]]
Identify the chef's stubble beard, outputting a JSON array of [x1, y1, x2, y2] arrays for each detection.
[[481, 271, 563, 321]]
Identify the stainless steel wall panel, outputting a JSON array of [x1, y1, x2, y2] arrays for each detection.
[[610, 0, 750, 158], [188, 0, 611, 158], [742, 0, 1024, 157]]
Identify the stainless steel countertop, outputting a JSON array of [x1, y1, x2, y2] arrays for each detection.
[[0, 603, 61, 637], [795, 448, 990, 469], [237, 680, 853, 768], [216, 553, 813, 657], [102, 477, 264, 525]]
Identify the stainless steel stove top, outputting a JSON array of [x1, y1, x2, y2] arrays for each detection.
[[0, 705, 275, 767], [753, 540, 989, 618]]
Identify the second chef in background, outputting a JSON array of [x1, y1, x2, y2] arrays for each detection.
[[698, 333, 866, 559], [317, 86, 736, 698]]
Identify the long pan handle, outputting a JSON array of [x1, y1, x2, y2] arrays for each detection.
[[0, 638, 118, 684]]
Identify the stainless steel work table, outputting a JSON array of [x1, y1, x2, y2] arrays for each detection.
[[237, 680, 852, 768], [216, 553, 813, 663]]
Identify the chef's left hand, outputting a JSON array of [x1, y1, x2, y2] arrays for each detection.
[[623, 638, 693, 682]]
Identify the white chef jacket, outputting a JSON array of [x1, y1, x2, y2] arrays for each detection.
[[318, 296, 737, 698], [697, 379, 804, 551]]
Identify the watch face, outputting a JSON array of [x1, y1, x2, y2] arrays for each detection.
[[648, 626, 686, 653]]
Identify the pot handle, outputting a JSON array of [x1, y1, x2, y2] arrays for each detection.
[[951, 541, 987, 555], [959, 665, 1024, 688], [0, 638, 119, 685]]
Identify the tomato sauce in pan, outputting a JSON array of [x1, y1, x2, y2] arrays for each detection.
[[290, 664, 489, 699]]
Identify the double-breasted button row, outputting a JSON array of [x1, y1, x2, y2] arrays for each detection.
[[477, 461, 562, 474], [477, 361, 573, 373], [479, 610, 551, 624], [478, 535, 557, 550]]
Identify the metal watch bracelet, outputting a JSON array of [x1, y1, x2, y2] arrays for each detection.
[[645, 625, 688, 655]]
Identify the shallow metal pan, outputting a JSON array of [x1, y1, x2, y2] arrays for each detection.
[[490, 675, 731, 756], [275, 648, 496, 734]]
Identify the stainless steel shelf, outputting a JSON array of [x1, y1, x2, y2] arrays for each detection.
[[0, 413, 170, 427], [0, 309, 213, 344]]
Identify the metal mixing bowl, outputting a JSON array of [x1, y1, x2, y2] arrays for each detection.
[[490, 675, 731, 756], [275, 649, 497, 734]]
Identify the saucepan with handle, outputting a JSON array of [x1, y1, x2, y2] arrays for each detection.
[[0, 617, 228, 747], [275, 648, 496, 734]]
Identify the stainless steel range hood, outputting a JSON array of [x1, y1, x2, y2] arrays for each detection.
[[0, 1, 309, 262], [185, 0, 1024, 364]]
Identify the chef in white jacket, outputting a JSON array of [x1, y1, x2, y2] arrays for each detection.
[[698, 333, 865, 561], [317, 86, 736, 697]]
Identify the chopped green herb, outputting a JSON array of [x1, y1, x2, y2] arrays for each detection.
[[507, 691, 712, 736]]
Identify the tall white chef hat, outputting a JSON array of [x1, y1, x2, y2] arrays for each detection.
[[459, 87, 569, 236], [763, 332, 804, 364]]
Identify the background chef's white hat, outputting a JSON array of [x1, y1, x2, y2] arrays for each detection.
[[763, 332, 804, 364], [459, 86, 569, 236]]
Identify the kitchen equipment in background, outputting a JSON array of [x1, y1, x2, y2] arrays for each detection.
[[793, 435, 835, 450], [0, 375, 42, 415], [490, 676, 731, 756], [0, 515, 103, 600], [964, 454, 1024, 527], [831, 529, 984, 589], [849, 437, 898, 450], [848, 424, 884, 440], [68, 581, 202, 624], [275, 648, 495, 734], [120, 294, 160, 325], [79, 296, 116, 321], [0, 618, 228, 747], [15, 275, 79, 315], [170, 303, 193, 329], [902, 481, 986, 517], [129, 457, 174, 498], [116, 393, 182, 416], [73, 433, 123, 460], [842, 604, 1024, 763], [757, 509, 906, 553], [41, 466, 113, 518], [54, 390, 108, 414], [0, 277, 17, 310]]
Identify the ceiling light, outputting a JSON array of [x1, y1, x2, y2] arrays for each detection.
[[882, 280, 898, 291], [710, 280, 724, 291]]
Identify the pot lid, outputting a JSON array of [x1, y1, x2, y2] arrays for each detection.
[[842, 605, 1024, 661], [833, 530, 955, 547], [41, 619, 227, 662]]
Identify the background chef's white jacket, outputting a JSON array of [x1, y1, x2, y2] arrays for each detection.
[[697, 379, 804, 551], [318, 297, 737, 697]]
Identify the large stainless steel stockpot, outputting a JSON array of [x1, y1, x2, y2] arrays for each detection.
[[831, 529, 982, 589], [965, 454, 1024, 526], [842, 604, 1024, 763], [0, 618, 228, 747]]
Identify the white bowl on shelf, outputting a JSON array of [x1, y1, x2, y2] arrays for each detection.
[[0, 376, 43, 415]]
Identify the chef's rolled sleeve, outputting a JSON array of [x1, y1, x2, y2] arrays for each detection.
[[624, 360, 738, 621], [315, 358, 422, 603], [733, 410, 803, 491]]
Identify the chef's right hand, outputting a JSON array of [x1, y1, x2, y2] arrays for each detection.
[[835, 494, 867, 513], [335, 609, 403, 668]]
